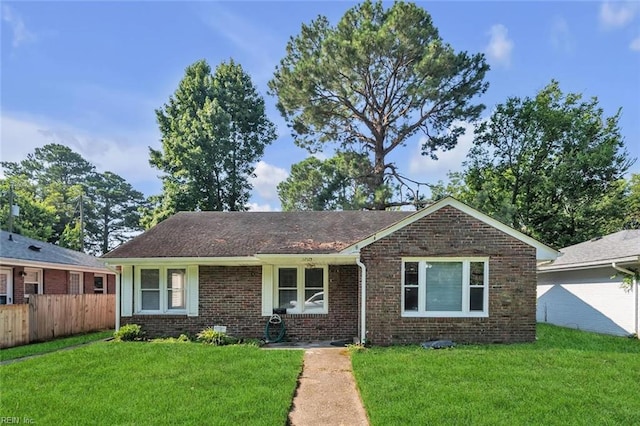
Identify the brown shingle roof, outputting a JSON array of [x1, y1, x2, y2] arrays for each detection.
[[103, 211, 413, 259]]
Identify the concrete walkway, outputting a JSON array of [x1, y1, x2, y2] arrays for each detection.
[[288, 347, 369, 426]]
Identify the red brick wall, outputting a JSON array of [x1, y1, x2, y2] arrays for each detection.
[[12, 267, 25, 305], [361, 205, 537, 345], [83, 272, 93, 294], [1, 266, 115, 303], [123, 265, 359, 341], [81, 272, 115, 294], [107, 274, 116, 294], [43, 269, 67, 294]]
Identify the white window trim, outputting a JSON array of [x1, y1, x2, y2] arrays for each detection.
[[273, 265, 329, 315], [23, 267, 43, 298], [69, 271, 84, 294], [401, 257, 489, 318], [0, 267, 14, 305], [134, 266, 188, 315], [94, 273, 107, 294]]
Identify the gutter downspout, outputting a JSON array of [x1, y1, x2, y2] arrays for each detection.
[[356, 255, 367, 344], [612, 262, 638, 339]]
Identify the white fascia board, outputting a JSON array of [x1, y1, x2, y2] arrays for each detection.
[[255, 253, 359, 265], [102, 256, 262, 267], [0, 257, 113, 274], [538, 256, 640, 273], [104, 254, 359, 267], [341, 197, 559, 261]]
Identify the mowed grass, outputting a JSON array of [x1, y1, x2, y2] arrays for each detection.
[[0, 330, 114, 361], [352, 324, 640, 425], [1, 342, 303, 425]]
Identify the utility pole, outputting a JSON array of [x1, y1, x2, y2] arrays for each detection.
[[79, 192, 84, 252], [8, 183, 14, 233]]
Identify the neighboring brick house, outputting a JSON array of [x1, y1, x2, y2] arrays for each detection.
[[0, 230, 116, 305], [103, 197, 557, 345]]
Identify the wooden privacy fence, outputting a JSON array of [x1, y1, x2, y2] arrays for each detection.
[[0, 294, 115, 349], [0, 304, 29, 349]]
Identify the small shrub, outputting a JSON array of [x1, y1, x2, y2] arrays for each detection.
[[197, 327, 229, 346], [347, 343, 367, 354], [177, 333, 191, 342], [240, 338, 263, 347], [113, 324, 144, 342], [149, 334, 192, 344]]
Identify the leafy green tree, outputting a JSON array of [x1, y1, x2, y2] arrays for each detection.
[[623, 173, 640, 229], [278, 152, 376, 210], [269, 0, 489, 209], [458, 80, 633, 247], [0, 176, 57, 241], [146, 59, 276, 227], [429, 172, 467, 202], [60, 220, 83, 251], [2, 144, 146, 253], [2, 144, 94, 244]]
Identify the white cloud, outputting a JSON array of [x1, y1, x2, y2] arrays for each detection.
[[250, 160, 289, 201], [0, 114, 161, 196], [1, 4, 37, 48], [550, 16, 574, 53], [485, 24, 514, 68], [599, 2, 639, 29], [408, 121, 476, 184], [246, 202, 275, 212], [630, 36, 640, 51]]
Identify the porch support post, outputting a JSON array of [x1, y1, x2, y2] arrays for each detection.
[[115, 270, 121, 331]]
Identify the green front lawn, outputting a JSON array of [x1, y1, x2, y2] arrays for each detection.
[[1, 343, 303, 425], [352, 324, 640, 425], [1, 330, 114, 361]]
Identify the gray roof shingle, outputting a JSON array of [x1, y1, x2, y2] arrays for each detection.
[[0, 230, 111, 271], [102, 211, 413, 259], [542, 229, 640, 269]]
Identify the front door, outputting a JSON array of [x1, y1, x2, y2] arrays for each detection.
[[0, 268, 13, 304]]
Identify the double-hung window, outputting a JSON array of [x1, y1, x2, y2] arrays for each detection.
[[94, 274, 107, 294], [136, 267, 187, 314], [276, 266, 327, 314], [23, 268, 43, 298], [69, 271, 83, 294], [402, 258, 489, 317]]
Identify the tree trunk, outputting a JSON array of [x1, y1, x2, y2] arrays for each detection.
[[372, 139, 386, 210], [102, 202, 110, 255]]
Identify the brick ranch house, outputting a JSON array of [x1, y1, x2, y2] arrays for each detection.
[[103, 197, 557, 345], [1, 230, 116, 305]]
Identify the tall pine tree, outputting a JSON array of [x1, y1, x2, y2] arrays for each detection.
[[269, 0, 488, 209]]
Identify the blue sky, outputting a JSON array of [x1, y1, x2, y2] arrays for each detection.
[[1, 1, 639, 211]]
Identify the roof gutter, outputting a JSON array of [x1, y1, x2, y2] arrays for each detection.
[[612, 262, 639, 339], [538, 256, 640, 273], [0, 258, 112, 274], [356, 254, 367, 344]]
